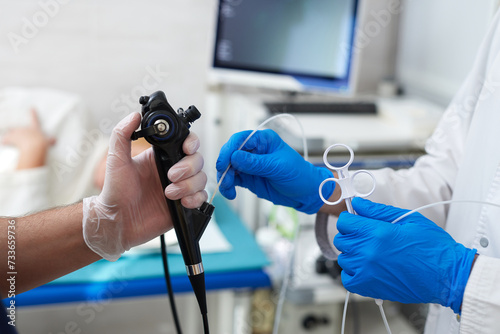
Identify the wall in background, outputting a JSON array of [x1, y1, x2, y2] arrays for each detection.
[[3, 1, 500, 123], [396, 0, 500, 105], [2, 0, 500, 176], [0, 0, 219, 143]]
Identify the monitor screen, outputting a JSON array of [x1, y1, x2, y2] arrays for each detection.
[[212, 0, 359, 92]]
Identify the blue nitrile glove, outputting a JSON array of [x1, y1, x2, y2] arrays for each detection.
[[334, 197, 477, 314], [216, 129, 335, 214]]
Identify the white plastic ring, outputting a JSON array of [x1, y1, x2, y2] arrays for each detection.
[[319, 178, 342, 206], [322, 144, 354, 171], [350, 170, 377, 198]]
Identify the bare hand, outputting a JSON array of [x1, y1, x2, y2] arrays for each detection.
[[2, 109, 56, 169]]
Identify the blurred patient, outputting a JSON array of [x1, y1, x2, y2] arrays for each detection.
[[0, 87, 149, 216]]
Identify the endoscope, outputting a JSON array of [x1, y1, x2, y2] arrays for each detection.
[[131, 90, 214, 334]]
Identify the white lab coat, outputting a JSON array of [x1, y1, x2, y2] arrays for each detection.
[[358, 10, 500, 334], [0, 87, 109, 216]]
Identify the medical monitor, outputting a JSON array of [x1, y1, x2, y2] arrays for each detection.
[[211, 0, 359, 93]]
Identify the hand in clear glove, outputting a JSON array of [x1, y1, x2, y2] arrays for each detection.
[[334, 197, 477, 314], [216, 129, 334, 214], [83, 113, 207, 261]]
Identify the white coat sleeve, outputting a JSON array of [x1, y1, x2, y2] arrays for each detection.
[[460, 255, 500, 333], [458, 12, 500, 332], [355, 10, 498, 226], [0, 167, 51, 216]]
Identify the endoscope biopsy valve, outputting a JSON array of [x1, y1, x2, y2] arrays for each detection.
[[131, 91, 214, 334]]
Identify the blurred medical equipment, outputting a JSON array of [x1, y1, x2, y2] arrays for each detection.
[[131, 91, 214, 334], [210, 0, 399, 95], [211, 0, 357, 92]]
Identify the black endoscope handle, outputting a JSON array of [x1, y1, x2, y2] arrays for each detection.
[[131, 90, 211, 270], [153, 145, 202, 266], [132, 91, 211, 332]]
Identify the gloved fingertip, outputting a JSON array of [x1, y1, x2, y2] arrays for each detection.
[[338, 210, 350, 217], [215, 157, 229, 172], [333, 233, 343, 249], [337, 253, 346, 269], [352, 196, 370, 206], [219, 186, 237, 200], [183, 132, 200, 155], [337, 211, 353, 224], [108, 113, 141, 158], [340, 270, 354, 289], [352, 197, 411, 223], [164, 184, 181, 199], [127, 111, 141, 125], [336, 211, 369, 235], [351, 197, 379, 214], [231, 150, 262, 174], [230, 150, 247, 169], [217, 138, 240, 171], [114, 112, 141, 138]]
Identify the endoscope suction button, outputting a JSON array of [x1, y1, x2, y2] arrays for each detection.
[[139, 96, 149, 105], [184, 105, 201, 123]]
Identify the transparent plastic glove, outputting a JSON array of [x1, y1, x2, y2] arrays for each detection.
[[334, 197, 477, 314], [83, 113, 207, 261], [216, 129, 334, 214]]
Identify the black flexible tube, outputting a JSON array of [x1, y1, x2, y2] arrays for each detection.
[[202, 312, 210, 334], [161, 234, 210, 334], [160, 234, 183, 334]]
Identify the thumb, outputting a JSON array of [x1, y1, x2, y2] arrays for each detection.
[[352, 197, 411, 223], [108, 113, 141, 160], [216, 130, 253, 172], [336, 211, 381, 235]]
